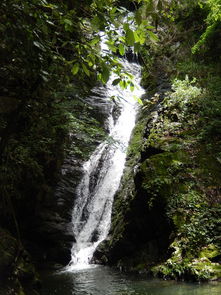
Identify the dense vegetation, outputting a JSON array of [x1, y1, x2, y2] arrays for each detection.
[[105, 0, 221, 282], [0, 1, 155, 293], [0, 0, 221, 294]]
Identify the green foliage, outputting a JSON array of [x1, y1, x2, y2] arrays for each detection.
[[176, 61, 221, 156], [192, 0, 221, 53], [165, 76, 202, 108], [65, 105, 106, 158], [0, 0, 158, 104], [143, 77, 202, 150], [137, 0, 176, 24], [138, 65, 221, 278], [152, 239, 221, 281], [0, 0, 157, 210], [1, 0, 221, 284], [127, 119, 146, 160]]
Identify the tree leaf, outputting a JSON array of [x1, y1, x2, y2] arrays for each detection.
[[133, 95, 143, 105], [134, 31, 140, 43], [63, 19, 72, 26], [90, 36, 100, 46], [107, 42, 117, 53], [33, 41, 46, 51], [112, 78, 121, 86], [147, 30, 159, 43], [119, 79, 128, 89], [135, 10, 142, 25], [125, 28, 135, 46], [130, 82, 135, 92], [71, 63, 79, 75], [123, 23, 129, 31], [119, 43, 125, 56], [101, 64, 110, 83], [134, 42, 141, 53], [82, 63, 90, 76]]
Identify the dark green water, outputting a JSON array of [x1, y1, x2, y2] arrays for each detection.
[[41, 266, 221, 295]]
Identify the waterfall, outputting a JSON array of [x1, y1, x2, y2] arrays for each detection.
[[66, 60, 144, 271]]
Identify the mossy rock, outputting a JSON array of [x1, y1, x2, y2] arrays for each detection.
[[140, 150, 190, 201]]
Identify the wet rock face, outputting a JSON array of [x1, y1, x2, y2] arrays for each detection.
[[96, 80, 174, 270], [85, 86, 114, 131], [24, 211, 75, 266], [26, 88, 115, 269], [104, 168, 173, 268]]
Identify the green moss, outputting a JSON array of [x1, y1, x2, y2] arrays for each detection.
[[127, 118, 147, 163], [140, 149, 190, 208]]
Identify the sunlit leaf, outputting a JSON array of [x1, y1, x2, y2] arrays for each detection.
[[63, 19, 72, 26], [90, 36, 100, 46], [138, 97, 143, 105], [147, 30, 159, 43], [71, 63, 79, 75], [82, 63, 90, 76], [119, 43, 125, 56], [110, 7, 117, 14], [133, 95, 143, 105], [134, 31, 140, 43], [130, 83, 135, 92], [119, 79, 128, 89], [107, 42, 117, 53]]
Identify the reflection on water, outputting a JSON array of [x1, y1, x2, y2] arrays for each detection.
[[41, 266, 221, 295]]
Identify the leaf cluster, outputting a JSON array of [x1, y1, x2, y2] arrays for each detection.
[[192, 0, 221, 53]]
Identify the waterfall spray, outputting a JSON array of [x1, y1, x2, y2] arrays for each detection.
[[65, 60, 144, 271]]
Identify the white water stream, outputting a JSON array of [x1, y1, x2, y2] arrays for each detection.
[[66, 60, 144, 271]]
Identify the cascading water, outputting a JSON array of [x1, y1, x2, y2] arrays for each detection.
[[66, 60, 144, 271]]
